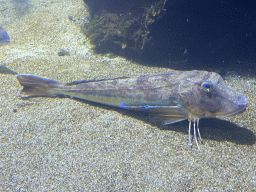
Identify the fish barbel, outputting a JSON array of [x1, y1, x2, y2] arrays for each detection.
[[17, 71, 247, 149]]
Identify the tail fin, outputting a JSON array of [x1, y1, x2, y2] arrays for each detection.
[[17, 75, 61, 97]]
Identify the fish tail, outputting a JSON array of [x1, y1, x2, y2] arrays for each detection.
[[17, 75, 62, 97]]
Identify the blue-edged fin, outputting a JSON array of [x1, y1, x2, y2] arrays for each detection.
[[121, 105, 188, 125]]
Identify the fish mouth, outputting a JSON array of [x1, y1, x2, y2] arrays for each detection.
[[223, 93, 247, 117], [217, 102, 247, 118], [228, 104, 247, 116]]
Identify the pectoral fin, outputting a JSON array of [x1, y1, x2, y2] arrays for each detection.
[[150, 114, 187, 125], [148, 111, 187, 125], [121, 105, 188, 125]]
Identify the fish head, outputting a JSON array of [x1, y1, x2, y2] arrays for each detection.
[[0, 26, 10, 46], [178, 71, 247, 119]]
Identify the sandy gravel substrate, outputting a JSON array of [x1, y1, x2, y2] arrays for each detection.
[[0, 0, 255, 191]]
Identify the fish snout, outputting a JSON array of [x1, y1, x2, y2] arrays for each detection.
[[238, 93, 247, 106], [238, 93, 247, 104], [235, 93, 247, 114]]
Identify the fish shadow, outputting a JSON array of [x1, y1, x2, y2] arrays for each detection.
[[107, 106, 255, 146], [67, 98, 256, 146], [160, 118, 255, 146]]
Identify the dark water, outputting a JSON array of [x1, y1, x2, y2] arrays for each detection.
[[144, 0, 256, 71]]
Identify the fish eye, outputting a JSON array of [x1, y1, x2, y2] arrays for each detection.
[[201, 83, 213, 92]]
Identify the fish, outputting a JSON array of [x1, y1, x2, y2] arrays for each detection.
[[17, 71, 247, 149], [0, 26, 10, 46]]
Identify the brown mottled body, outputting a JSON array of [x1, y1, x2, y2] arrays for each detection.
[[17, 71, 247, 149]]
